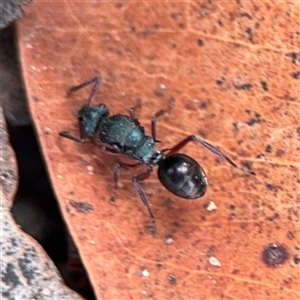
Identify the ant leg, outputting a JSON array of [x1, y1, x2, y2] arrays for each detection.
[[151, 97, 175, 141], [59, 131, 86, 143], [59, 117, 90, 143], [111, 161, 142, 202], [132, 167, 157, 234], [61, 94, 173, 142], [128, 98, 143, 121], [101, 145, 121, 155], [111, 162, 156, 233], [129, 107, 145, 129], [168, 135, 255, 175], [129, 107, 137, 120], [60, 77, 102, 141], [70, 76, 102, 106]]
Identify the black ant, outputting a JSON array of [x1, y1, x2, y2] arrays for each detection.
[[59, 77, 255, 233]]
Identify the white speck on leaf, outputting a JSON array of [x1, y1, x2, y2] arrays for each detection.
[[206, 201, 217, 211], [209, 256, 221, 267]]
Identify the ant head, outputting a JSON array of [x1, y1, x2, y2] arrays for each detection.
[[157, 153, 208, 199], [78, 104, 109, 136]]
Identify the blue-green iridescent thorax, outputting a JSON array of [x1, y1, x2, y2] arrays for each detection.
[[100, 115, 160, 164], [78, 105, 162, 164]]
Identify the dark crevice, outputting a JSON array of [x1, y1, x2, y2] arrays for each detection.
[[1, 24, 95, 300]]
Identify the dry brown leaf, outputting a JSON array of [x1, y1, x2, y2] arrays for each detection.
[[17, 1, 299, 299]]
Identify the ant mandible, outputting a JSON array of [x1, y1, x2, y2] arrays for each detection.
[[60, 76, 255, 234]]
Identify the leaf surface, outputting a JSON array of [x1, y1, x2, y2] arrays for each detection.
[[17, 1, 299, 299]]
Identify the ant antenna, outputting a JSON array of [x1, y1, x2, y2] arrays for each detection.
[[70, 76, 102, 106]]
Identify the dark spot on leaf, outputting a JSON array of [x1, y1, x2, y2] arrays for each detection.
[[291, 71, 300, 79], [168, 274, 177, 285], [232, 122, 239, 132], [216, 77, 225, 86], [197, 129, 207, 139], [208, 245, 217, 253], [245, 27, 253, 42], [262, 244, 289, 267], [254, 22, 260, 29], [241, 161, 253, 172], [246, 112, 261, 126], [197, 39, 205, 46], [172, 221, 180, 228], [240, 222, 248, 230], [266, 183, 275, 191], [240, 12, 252, 19], [170, 13, 185, 29], [70, 200, 93, 213], [233, 82, 252, 91], [260, 81, 269, 91], [265, 144, 272, 153], [285, 52, 300, 64], [199, 101, 208, 109], [163, 198, 175, 208], [266, 213, 279, 222], [275, 149, 285, 157], [185, 101, 197, 111], [286, 231, 295, 240], [294, 255, 300, 264]]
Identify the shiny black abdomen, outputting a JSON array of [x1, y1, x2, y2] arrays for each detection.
[[157, 153, 208, 199]]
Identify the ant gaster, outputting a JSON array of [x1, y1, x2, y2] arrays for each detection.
[[60, 77, 255, 233]]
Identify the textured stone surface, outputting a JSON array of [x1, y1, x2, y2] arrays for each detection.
[[0, 108, 84, 300], [0, 0, 31, 29]]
